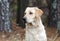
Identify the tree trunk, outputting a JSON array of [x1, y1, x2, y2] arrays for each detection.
[[0, 0, 11, 32], [16, 0, 28, 28], [48, 0, 57, 27], [57, 0, 60, 34]]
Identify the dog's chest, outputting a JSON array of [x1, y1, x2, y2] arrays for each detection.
[[27, 28, 39, 34], [26, 28, 41, 41], [26, 24, 47, 41], [26, 23, 45, 35]]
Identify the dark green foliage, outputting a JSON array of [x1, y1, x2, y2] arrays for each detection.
[[10, 0, 17, 22]]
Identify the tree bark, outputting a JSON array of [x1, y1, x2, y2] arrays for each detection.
[[16, 0, 28, 28], [48, 0, 57, 27], [0, 0, 11, 32]]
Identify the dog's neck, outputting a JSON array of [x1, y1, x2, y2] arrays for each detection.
[[33, 17, 43, 26], [26, 17, 43, 28]]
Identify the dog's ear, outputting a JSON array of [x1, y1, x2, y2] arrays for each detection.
[[35, 7, 43, 17]]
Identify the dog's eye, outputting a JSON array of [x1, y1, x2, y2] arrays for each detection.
[[29, 12, 32, 14]]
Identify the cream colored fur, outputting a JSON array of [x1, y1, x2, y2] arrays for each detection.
[[24, 7, 47, 41]]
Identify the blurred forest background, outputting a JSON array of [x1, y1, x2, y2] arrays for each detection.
[[10, 0, 17, 22], [0, 0, 60, 41], [0, 0, 57, 32], [10, 0, 57, 27]]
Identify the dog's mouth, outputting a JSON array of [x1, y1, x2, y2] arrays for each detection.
[[23, 18, 33, 26], [27, 23, 33, 26]]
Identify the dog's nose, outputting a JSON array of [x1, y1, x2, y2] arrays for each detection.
[[23, 17, 26, 23]]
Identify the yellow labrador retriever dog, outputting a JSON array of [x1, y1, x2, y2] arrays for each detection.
[[23, 7, 47, 41]]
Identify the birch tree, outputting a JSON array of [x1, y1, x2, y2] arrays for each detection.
[[0, 0, 11, 32]]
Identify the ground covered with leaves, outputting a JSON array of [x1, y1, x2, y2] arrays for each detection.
[[0, 23, 60, 41]]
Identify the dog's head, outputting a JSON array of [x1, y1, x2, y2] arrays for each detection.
[[23, 7, 43, 23]]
